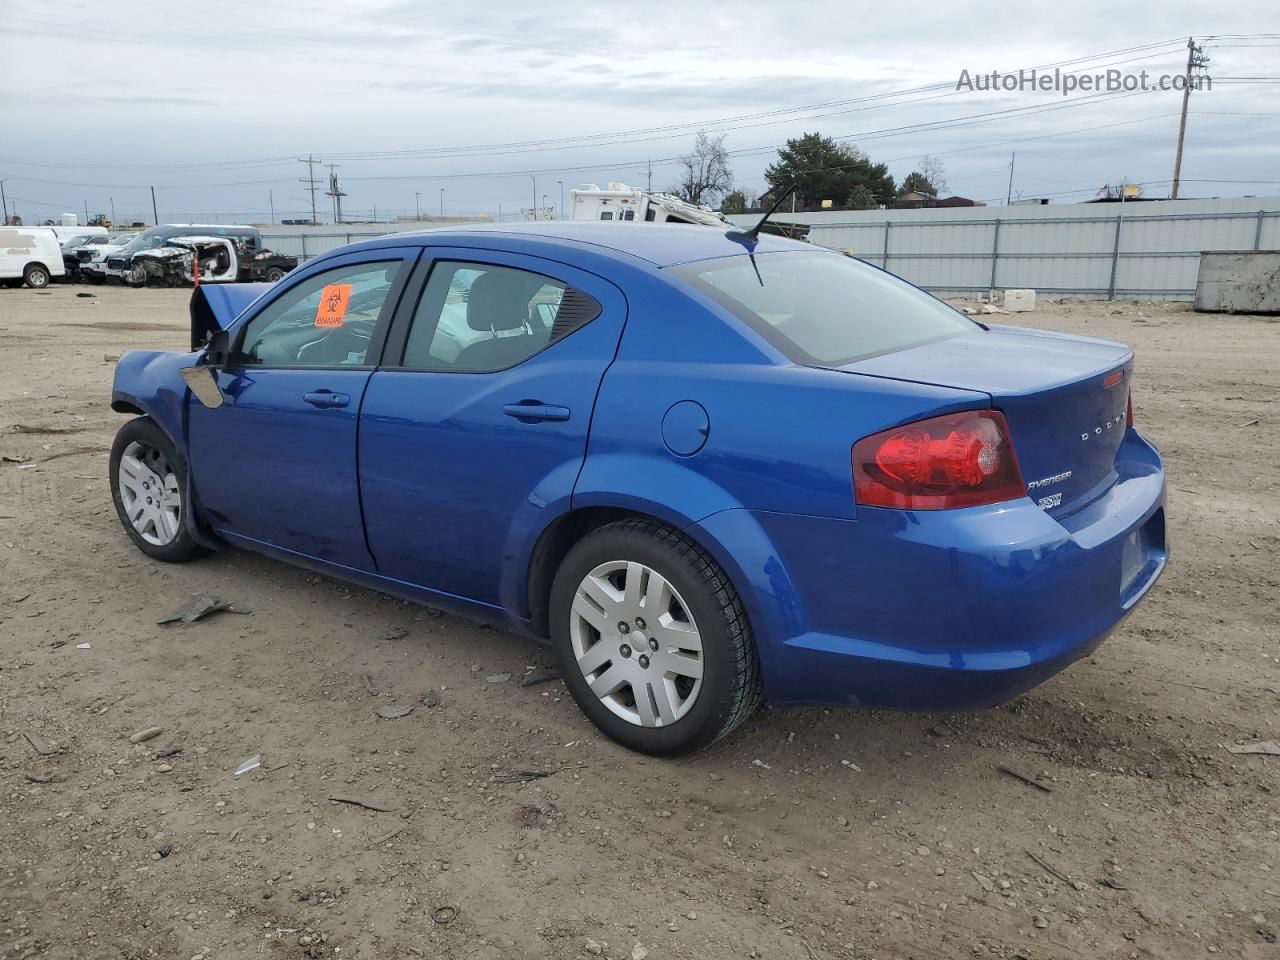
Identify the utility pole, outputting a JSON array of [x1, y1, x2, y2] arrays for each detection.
[[1006, 152, 1016, 205], [0, 180, 7, 224], [324, 163, 345, 223], [84, 200, 89, 224], [109, 197, 115, 225], [557, 180, 564, 220], [439, 188, 445, 218], [268, 190, 275, 224], [529, 174, 537, 219], [1171, 37, 1210, 200], [414, 192, 421, 220], [647, 160, 652, 192], [150, 186, 159, 225], [298, 155, 323, 224]]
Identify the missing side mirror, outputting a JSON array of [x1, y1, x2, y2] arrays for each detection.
[[180, 366, 225, 409]]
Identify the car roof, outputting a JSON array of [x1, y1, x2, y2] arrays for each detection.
[[346, 221, 811, 268]]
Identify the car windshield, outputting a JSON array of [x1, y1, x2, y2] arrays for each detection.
[[671, 250, 979, 366]]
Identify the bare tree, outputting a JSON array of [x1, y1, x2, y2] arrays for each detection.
[[918, 154, 947, 194], [673, 131, 733, 206]]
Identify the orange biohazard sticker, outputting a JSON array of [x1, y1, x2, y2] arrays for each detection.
[[315, 284, 352, 327]]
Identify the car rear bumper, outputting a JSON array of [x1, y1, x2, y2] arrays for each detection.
[[690, 429, 1167, 711]]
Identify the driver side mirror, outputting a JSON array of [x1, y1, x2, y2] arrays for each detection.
[[181, 329, 231, 409], [202, 328, 231, 367]]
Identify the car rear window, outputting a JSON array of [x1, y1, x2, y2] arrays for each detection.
[[671, 251, 978, 366]]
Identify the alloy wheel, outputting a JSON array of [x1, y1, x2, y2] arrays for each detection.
[[117, 441, 182, 546], [569, 560, 704, 727]]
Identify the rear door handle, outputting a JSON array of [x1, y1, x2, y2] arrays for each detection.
[[303, 390, 350, 409], [503, 401, 570, 423]]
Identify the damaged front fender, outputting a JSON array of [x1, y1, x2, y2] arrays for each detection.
[[111, 349, 200, 449]]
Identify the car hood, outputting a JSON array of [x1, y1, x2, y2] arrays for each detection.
[[189, 282, 274, 350]]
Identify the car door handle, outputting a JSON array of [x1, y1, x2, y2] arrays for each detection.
[[303, 390, 350, 409], [503, 401, 570, 423]]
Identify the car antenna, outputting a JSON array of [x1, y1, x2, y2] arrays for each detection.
[[726, 183, 798, 247]]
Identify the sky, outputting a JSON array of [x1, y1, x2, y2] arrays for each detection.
[[1, 0, 1278, 226]]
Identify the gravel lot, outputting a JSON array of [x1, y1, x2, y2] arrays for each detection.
[[1, 284, 1277, 960]]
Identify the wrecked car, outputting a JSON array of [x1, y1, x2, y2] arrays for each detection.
[[128, 236, 242, 286], [100, 224, 261, 285], [241, 247, 297, 283], [125, 238, 297, 286]]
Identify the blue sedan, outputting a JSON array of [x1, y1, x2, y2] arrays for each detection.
[[108, 223, 1167, 755]]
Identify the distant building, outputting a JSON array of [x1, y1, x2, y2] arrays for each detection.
[[894, 192, 982, 209], [894, 191, 937, 209]]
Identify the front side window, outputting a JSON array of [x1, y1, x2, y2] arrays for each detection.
[[401, 261, 597, 372], [234, 260, 403, 367], [671, 251, 978, 365]]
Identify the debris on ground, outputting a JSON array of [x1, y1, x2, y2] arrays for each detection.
[[369, 824, 408, 846], [998, 765, 1053, 792], [327, 793, 396, 812], [1225, 739, 1280, 756], [486, 673, 511, 683], [128, 725, 164, 744], [158, 594, 252, 625], [23, 731, 55, 756], [414, 607, 444, 620], [375, 704, 413, 719], [520, 667, 562, 687], [431, 906, 457, 925], [494, 769, 557, 783], [233, 754, 262, 777]]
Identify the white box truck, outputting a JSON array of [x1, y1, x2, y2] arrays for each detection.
[[0, 226, 65, 288]]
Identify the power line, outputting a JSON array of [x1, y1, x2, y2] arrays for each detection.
[[0, 37, 1197, 173]]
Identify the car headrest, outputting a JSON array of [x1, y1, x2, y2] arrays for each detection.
[[465, 269, 542, 332]]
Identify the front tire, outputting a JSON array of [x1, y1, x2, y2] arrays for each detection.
[[109, 418, 209, 562], [550, 519, 762, 755], [23, 264, 50, 289]]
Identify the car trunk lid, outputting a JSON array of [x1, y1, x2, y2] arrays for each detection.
[[833, 325, 1133, 513]]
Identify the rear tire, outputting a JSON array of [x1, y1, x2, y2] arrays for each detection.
[[109, 417, 210, 563], [550, 519, 762, 755], [265, 266, 286, 283], [23, 264, 50, 289]]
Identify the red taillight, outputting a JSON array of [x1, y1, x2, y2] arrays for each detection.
[[1125, 388, 1134, 427], [852, 410, 1025, 510]]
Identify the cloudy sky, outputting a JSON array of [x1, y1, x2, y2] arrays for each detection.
[[1, 0, 1277, 225]]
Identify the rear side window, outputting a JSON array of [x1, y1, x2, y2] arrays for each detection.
[[672, 251, 978, 365], [401, 261, 600, 372]]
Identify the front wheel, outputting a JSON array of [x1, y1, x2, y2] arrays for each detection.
[[550, 519, 762, 755], [23, 264, 50, 289], [108, 418, 210, 562]]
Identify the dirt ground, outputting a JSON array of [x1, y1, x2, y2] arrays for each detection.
[[1, 283, 1277, 960]]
